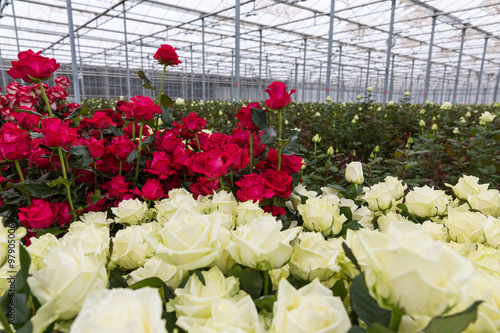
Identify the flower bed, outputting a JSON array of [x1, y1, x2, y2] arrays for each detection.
[[0, 47, 500, 333]]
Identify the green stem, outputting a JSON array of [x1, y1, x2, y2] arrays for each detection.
[[249, 131, 254, 172], [230, 171, 234, 187], [38, 81, 55, 118], [0, 309, 13, 333], [263, 270, 269, 296], [134, 123, 144, 184], [132, 121, 136, 140], [314, 142, 317, 171], [389, 308, 403, 332], [194, 131, 201, 152], [277, 109, 283, 171], [14, 160, 25, 184], [119, 160, 123, 176], [57, 147, 75, 218], [152, 64, 167, 153], [100, 131, 104, 141], [158, 64, 167, 106], [93, 161, 98, 187]]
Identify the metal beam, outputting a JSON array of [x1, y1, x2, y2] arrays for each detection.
[[365, 51, 371, 91], [235, 0, 240, 103], [325, 0, 335, 99], [66, 0, 81, 103], [302, 38, 307, 103], [202, 17, 206, 103], [383, 0, 396, 105], [493, 65, 500, 102], [123, 2, 131, 100], [423, 14, 437, 103], [475, 37, 488, 105], [453, 27, 466, 104]]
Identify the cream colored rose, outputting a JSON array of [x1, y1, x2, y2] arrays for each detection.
[[28, 243, 108, 333], [270, 278, 351, 333], [78, 211, 114, 226], [290, 184, 318, 211], [289, 232, 342, 282], [467, 189, 500, 218], [69, 288, 166, 333], [484, 216, 500, 248], [127, 256, 184, 289], [0, 243, 20, 297], [175, 97, 185, 105], [440, 101, 452, 110], [111, 198, 149, 224], [235, 200, 266, 226], [27, 233, 61, 271], [208, 210, 235, 230], [154, 188, 198, 223], [445, 206, 487, 243], [60, 221, 109, 256], [226, 216, 301, 271], [345, 161, 364, 184], [166, 266, 242, 332], [353, 206, 374, 229], [211, 190, 238, 215], [467, 244, 500, 278], [146, 209, 223, 270], [362, 176, 407, 212], [110, 223, 159, 270], [421, 220, 449, 243], [191, 296, 264, 333], [298, 197, 347, 236], [405, 185, 451, 218], [479, 111, 496, 123], [446, 175, 489, 200], [352, 227, 474, 317], [0, 219, 25, 268]]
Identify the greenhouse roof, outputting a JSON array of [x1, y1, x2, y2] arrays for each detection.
[[1, 0, 500, 96]]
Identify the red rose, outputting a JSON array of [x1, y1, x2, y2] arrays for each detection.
[[203, 132, 232, 151], [16, 95, 36, 109], [28, 147, 51, 169], [86, 138, 105, 160], [7, 50, 60, 83], [224, 143, 250, 171], [144, 152, 176, 179], [46, 86, 69, 101], [264, 170, 293, 198], [55, 201, 72, 227], [189, 151, 233, 179], [130, 95, 161, 121], [171, 146, 191, 170], [267, 149, 304, 176], [156, 130, 182, 153], [35, 118, 79, 148], [117, 100, 134, 119], [190, 177, 219, 199], [12, 110, 40, 130], [18, 199, 59, 229], [108, 136, 136, 160], [5, 81, 24, 94], [89, 111, 117, 129], [231, 128, 266, 158], [133, 179, 165, 201], [263, 206, 286, 217], [235, 173, 275, 203], [235, 102, 261, 131], [55, 76, 70, 89], [181, 113, 206, 132], [264, 81, 296, 110], [102, 175, 130, 198], [84, 192, 109, 213], [153, 44, 182, 66], [0, 122, 30, 161], [123, 122, 148, 139]]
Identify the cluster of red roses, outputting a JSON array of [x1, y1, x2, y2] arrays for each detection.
[[0, 46, 302, 236]]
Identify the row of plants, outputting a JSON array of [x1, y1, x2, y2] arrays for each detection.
[[0, 45, 499, 333]]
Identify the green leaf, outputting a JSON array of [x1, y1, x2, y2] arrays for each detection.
[[339, 220, 363, 237], [292, 189, 308, 205], [68, 145, 93, 168], [339, 206, 353, 221], [193, 269, 206, 286], [48, 176, 70, 188], [128, 277, 166, 290], [367, 323, 395, 333], [251, 108, 276, 145], [64, 106, 84, 120], [342, 243, 362, 273], [138, 71, 156, 90], [160, 94, 174, 108], [282, 130, 300, 155], [348, 327, 367, 333], [160, 108, 174, 128], [422, 301, 481, 333], [13, 108, 43, 117], [14, 183, 54, 199], [108, 268, 129, 288], [126, 149, 139, 164], [239, 268, 263, 299], [327, 184, 347, 193], [331, 279, 348, 301], [350, 274, 391, 328], [108, 125, 124, 137], [254, 295, 277, 312]]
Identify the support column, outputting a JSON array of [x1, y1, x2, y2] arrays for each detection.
[[294, 59, 298, 101], [217, 62, 220, 100], [475, 37, 488, 105], [317, 62, 322, 101], [0, 45, 7, 88], [383, 0, 396, 105], [235, 0, 241, 103], [103, 52, 110, 98], [258, 29, 263, 97], [190, 45, 194, 100], [265, 54, 269, 85], [202, 18, 206, 103], [409, 59, 415, 94], [231, 49, 234, 100], [388, 55, 395, 101], [423, 14, 437, 103], [302, 38, 307, 102], [365, 51, 371, 90], [76, 31, 86, 100], [493, 65, 500, 102], [11, 0, 20, 53], [440, 66, 447, 103], [336, 46, 342, 101], [123, 3, 131, 99], [140, 40, 145, 96], [465, 70, 472, 103], [453, 27, 466, 104], [325, 0, 336, 99]]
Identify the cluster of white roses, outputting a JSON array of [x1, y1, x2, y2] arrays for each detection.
[[1, 172, 500, 332]]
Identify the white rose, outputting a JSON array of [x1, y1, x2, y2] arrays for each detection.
[[175, 97, 185, 105], [127, 256, 184, 289], [362, 176, 407, 212], [78, 211, 114, 226], [146, 209, 223, 270], [27, 233, 61, 271], [69, 288, 166, 333], [211, 190, 238, 215], [421, 220, 449, 243], [289, 232, 342, 282], [298, 197, 347, 236], [345, 161, 364, 184], [467, 244, 500, 278], [110, 223, 159, 270], [166, 266, 242, 332], [60, 221, 109, 256], [270, 278, 351, 333], [405, 185, 451, 218], [191, 296, 264, 333], [235, 200, 266, 226], [484, 216, 500, 248], [28, 243, 108, 333], [111, 198, 149, 224], [290, 184, 318, 211], [0, 220, 25, 269], [440, 101, 452, 110], [479, 111, 496, 123], [352, 228, 474, 317], [208, 210, 235, 231], [0, 242, 20, 297], [226, 216, 301, 271], [154, 188, 198, 223], [352, 206, 374, 229], [445, 206, 487, 243], [467, 189, 500, 217], [446, 175, 489, 200]]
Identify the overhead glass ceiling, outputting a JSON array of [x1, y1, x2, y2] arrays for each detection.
[[0, 0, 499, 100]]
